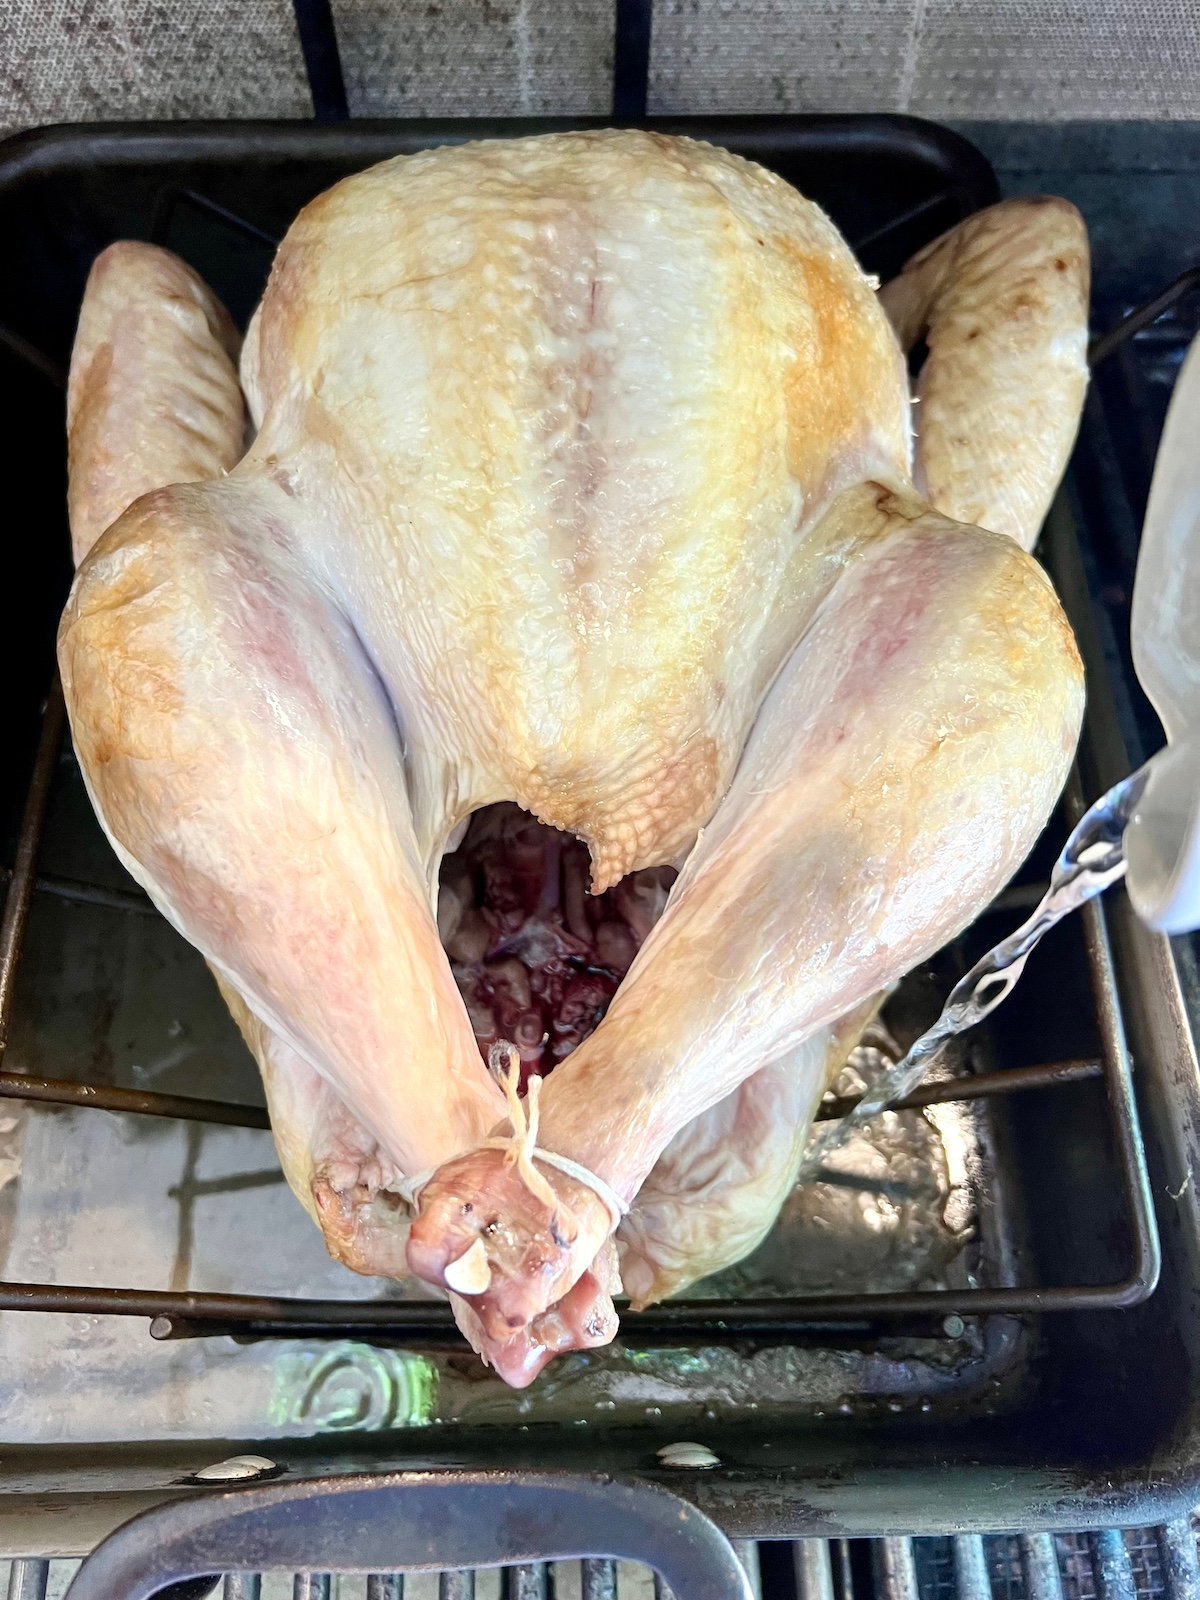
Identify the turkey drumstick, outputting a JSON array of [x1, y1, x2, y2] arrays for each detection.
[[407, 487, 1083, 1334], [60, 236, 614, 1388]]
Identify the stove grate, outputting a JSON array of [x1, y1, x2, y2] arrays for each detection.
[[11, 1523, 1200, 1599]]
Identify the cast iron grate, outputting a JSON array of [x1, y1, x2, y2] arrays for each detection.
[[10, 1521, 1200, 1597]]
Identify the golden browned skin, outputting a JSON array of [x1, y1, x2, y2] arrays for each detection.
[[59, 133, 1088, 1378]]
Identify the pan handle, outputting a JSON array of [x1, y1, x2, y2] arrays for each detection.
[[64, 1469, 752, 1600]]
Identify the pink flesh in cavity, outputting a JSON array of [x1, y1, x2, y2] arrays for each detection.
[[440, 804, 675, 1091]]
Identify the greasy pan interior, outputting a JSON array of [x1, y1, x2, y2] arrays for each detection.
[[1, 117, 1199, 1548]]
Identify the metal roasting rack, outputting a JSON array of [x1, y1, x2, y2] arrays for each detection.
[[2, 172, 1194, 1353]]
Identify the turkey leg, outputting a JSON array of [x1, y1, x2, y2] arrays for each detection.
[[408, 486, 1084, 1335]]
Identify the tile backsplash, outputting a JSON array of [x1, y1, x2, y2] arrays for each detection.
[[2, 0, 1199, 134]]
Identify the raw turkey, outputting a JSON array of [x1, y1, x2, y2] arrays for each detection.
[[60, 131, 1088, 1382]]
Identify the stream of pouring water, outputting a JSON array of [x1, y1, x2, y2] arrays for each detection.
[[799, 765, 1151, 1179]]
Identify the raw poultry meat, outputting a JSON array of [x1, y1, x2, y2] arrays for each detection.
[[437, 804, 668, 1087], [59, 131, 1088, 1380]]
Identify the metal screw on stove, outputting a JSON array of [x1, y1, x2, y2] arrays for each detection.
[[191, 1454, 279, 1483], [656, 1441, 720, 1470], [942, 1314, 967, 1338]]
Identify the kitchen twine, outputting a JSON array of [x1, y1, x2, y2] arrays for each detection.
[[397, 1041, 627, 1232]]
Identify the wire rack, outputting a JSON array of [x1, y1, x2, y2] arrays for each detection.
[[0, 159, 1178, 1350]]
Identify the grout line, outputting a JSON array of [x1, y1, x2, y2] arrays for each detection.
[[897, 0, 928, 115]]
